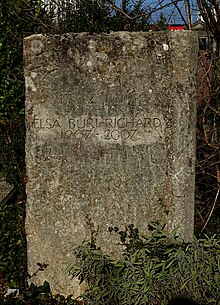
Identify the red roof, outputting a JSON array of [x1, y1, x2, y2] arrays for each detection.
[[150, 24, 185, 31], [168, 25, 185, 31]]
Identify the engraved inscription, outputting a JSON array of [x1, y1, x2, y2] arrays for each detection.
[[56, 91, 137, 117], [33, 117, 61, 129], [32, 114, 166, 145], [67, 117, 161, 129], [33, 143, 157, 170], [31, 89, 170, 145]]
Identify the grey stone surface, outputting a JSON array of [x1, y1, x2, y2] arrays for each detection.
[[24, 31, 198, 296]]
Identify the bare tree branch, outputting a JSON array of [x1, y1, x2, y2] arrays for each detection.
[[183, 0, 192, 29]]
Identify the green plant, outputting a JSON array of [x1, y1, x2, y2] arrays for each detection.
[[0, 195, 26, 289], [0, 0, 55, 192], [57, 0, 149, 34], [0, 1, 56, 291], [68, 224, 220, 305], [154, 12, 167, 31], [0, 119, 26, 197], [1, 281, 82, 304], [0, 0, 55, 119]]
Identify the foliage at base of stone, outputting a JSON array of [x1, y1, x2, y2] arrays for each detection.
[[68, 225, 220, 305], [0, 281, 81, 305]]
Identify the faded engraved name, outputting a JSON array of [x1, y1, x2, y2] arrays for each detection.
[[32, 115, 166, 143]]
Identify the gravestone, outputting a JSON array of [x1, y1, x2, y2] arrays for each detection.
[[24, 31, 198, 296]]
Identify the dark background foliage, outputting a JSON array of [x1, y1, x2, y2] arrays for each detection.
[[0, 0, 55, 291], [0, 0, 55, 191]]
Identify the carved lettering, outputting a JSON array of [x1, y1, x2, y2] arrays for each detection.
[[117, 118, 126, 128], [33, 114, 168, 144], [33, 116, 61, 129], [135, 118, 145, 128], [32, 104, 170, 145], [130, 130, 137, 140], [144, 118, 151, 127], [33, 116, 41, 128], [153, 118, 161, 128], [104, 129, 111, 140]]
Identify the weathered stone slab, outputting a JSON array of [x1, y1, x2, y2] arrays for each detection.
[[24, 31, 198, 296]]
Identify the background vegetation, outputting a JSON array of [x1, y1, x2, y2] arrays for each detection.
[[0, 0, 55, 292]]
